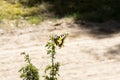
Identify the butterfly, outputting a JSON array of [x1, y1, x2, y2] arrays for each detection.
[[52, 34, 68, 47]]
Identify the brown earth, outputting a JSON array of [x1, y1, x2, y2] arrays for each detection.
[[0, 18, 120, 80]]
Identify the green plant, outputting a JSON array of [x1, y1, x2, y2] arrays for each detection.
[[43, 34, 67, 80], [19, 52, 40, 80], [0, 1, 45, 20], [27, 16, 44, 24]]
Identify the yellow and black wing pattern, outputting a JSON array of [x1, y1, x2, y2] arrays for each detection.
[[52, 34, 68, 47]]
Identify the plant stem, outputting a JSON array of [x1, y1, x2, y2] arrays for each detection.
[[51, 54, 54, 79]]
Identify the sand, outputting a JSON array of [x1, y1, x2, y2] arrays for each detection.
[[0, 19, 120, 80]]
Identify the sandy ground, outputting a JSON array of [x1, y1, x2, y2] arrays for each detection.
[[0, 18, 120, 80]]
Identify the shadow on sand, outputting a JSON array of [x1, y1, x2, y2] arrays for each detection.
[[75, 20, 120, 39], [104, 44, 120, 60]]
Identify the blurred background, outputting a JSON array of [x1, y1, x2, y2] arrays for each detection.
[[0, 0, 120, 80]]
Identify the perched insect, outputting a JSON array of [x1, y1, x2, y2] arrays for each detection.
[[52, 34, 68, 47]]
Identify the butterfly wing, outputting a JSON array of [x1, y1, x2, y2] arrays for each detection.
[[52, 34, 68, 47], [57, 34, 67, 47]]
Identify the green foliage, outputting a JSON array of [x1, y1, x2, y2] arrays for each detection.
[[0, 0, 45, 21], [0, 1, 24, 19], [44, 0, 120, 21], [1, 0, 120, 22], [19, 52, 40, 80], [43, 34, 67, 80], [27, 16, 44, 24]]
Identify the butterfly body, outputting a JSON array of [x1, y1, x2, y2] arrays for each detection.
[[52, 34, 68, 47]]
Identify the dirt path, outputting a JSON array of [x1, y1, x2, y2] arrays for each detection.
[[0, 18, 120, 80]]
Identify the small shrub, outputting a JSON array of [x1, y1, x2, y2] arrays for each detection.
[[43, 34, 67, 80], [19, 52, 40, 80]]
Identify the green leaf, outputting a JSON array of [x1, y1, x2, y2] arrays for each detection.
[[44, 65, 52, 73]]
